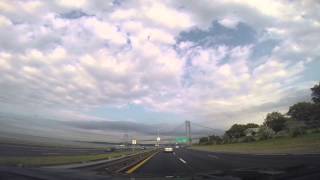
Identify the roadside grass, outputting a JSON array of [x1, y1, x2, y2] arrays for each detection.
[[0, 151, 133, 167], [191, 133, 320, 154]]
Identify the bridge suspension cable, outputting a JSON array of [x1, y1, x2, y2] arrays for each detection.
[[191, 121, 217, 131]]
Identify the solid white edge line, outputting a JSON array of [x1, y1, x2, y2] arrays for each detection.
[[179, 158, 187, 164]]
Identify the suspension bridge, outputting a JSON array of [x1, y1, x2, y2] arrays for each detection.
[[122, 121, 221, 145]]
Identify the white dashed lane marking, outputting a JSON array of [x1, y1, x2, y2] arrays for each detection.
[[208, 154, 219, 159], [179, 158, 187, 164]]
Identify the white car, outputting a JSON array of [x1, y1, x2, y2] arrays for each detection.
[[164, 147, 173, 152]]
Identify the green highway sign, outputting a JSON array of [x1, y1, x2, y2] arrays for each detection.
[[175, 137, 189, 143]]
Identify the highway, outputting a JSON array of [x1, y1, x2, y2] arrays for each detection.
[[132, 148, 320, 178], [1, 148, 320, 179]]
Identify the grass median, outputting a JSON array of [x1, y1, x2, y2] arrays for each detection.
[[0, 151, 133, 167], [191, 133, 320, 154]]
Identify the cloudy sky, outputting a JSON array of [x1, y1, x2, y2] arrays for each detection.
[[0, 0, 319, 142]]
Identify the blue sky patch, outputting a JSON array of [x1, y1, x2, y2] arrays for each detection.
[[177, 21, 257, 48]]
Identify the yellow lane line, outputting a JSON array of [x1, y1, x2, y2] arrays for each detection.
[[126, 151, 158, 174]]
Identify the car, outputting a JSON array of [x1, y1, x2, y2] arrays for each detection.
[[163, 147, 173, 152], [175, 145, 179, 149]]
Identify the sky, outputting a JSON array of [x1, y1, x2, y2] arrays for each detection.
[[0, 0, 319, 142]]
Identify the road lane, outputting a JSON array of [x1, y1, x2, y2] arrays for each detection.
[[134, 151, 193, 177], [176, 148, 320, 172], [174, 148, 237, 173], [132, 148, 320, 178]]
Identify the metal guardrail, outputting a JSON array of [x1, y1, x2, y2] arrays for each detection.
[[76, 149, 158, 174]]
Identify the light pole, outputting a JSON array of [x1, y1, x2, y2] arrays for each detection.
[[185, 120, 191, 145], [132, 139, 137, 152], [156, 129, 160, 147]]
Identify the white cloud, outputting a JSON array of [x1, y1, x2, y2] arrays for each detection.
[[0, 15, 12, 27], [232, 0, 295, 20], [0, 1, 15, 12], [48, 47, 67, 63], [56, 0, 87, 9], [169, 43, 311, 128], [0, 0, 318, 138], [19, 0, 43, 13], [218, 16, 240, 29], [144, 2, 193, 30], [83, 17, 127, 46], [111, 9, 136, 20]]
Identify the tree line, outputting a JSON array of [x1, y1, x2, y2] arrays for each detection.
[[199, 82, 320, 145]]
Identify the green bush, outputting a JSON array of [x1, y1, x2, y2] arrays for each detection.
[[257, 126, 275, 140], [289, 127, 306, 137], [238, 136, 256, 143], [230, 138, 238, 143], [274, 130, 290, 138], [307, 128, 320, 134], [283, 119, 307, 137]]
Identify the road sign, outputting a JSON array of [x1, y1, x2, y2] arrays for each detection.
[[175, 137, 189, 143], [132, 139, 137, 145]]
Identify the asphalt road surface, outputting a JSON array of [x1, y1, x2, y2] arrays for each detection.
[[1, 148, 320, 179], [133, 148, 320, 178]]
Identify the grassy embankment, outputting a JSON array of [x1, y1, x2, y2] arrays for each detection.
[[0, 151, 134, 167], [191, 133, 320, 154]]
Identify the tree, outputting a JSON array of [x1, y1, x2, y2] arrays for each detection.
[[311, 82, 320, 104], [225, 123, 260, 139], [225, 124, 247, 138], [263, 112, 287, 133], [245, 123, 259, 129], [288, 102, 314, 124], [208, 135, 222, 144], [199, 137, 209, 145], [199, 135, 222, 145], [222, 134, 232, 144]]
